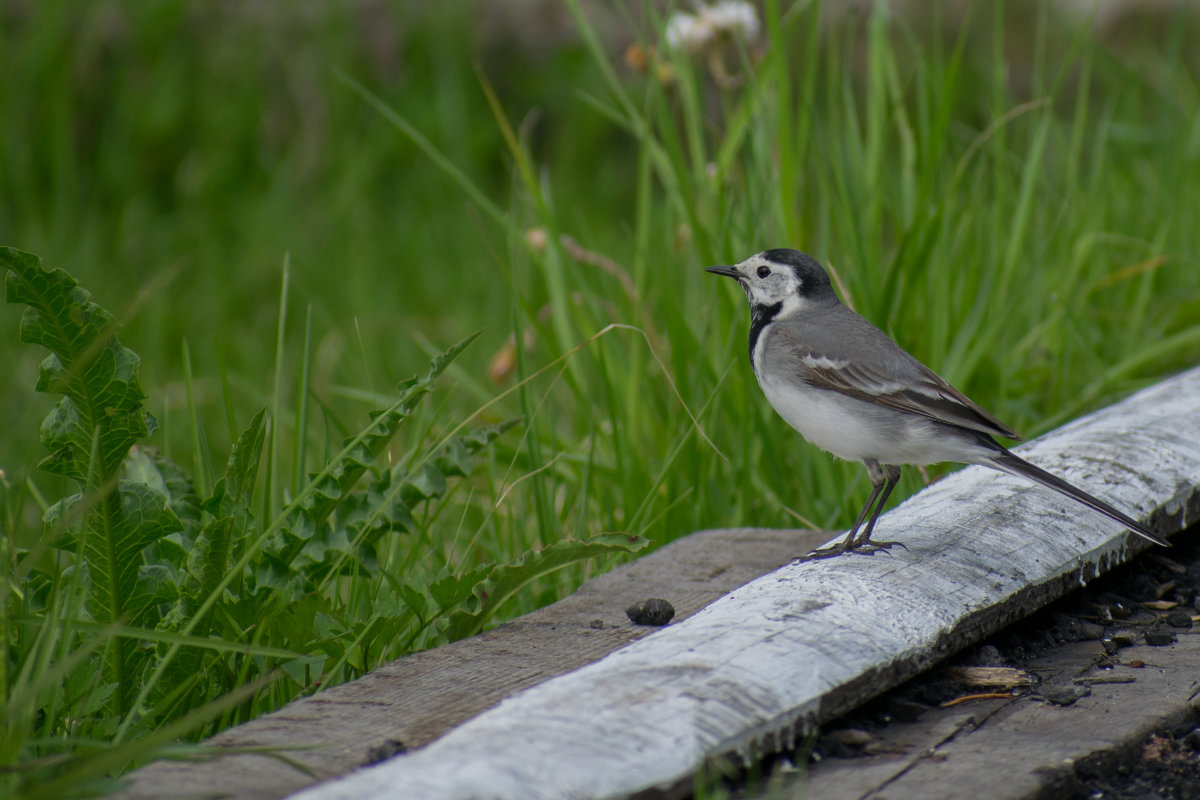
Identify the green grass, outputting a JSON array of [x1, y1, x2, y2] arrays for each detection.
[[3, 1, 1200, 796]]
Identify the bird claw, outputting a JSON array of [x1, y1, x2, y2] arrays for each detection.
[[854, 538, 907, 556], [794, 538, 906, 562]]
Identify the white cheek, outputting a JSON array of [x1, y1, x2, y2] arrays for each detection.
[[747, 280, 805, 310]]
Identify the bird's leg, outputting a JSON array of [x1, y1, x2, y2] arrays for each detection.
[[840, 479, 887, 549], [795, 481, 884, 561], [798, 462, 905, 561], [850, 464, 904, 553]]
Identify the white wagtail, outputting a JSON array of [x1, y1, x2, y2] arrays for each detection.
[[707, 248, 1168, 559]]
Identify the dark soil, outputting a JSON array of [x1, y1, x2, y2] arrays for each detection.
[[1080, 728, 1200, 800]]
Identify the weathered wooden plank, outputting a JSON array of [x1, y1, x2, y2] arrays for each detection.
[[289, 366, 1200, 800], [113, 527, 823, 800]]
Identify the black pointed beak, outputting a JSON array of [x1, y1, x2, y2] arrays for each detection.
[[705, 265, 740, 279]]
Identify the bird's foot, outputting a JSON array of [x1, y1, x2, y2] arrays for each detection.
[[794, 545, 848, 562], [853, 538, 907, 556], [794, 538, 906, 562]]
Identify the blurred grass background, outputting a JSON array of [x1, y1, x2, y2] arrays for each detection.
[[3, 0, 1200, 792], [3, 0, 1195, 533]]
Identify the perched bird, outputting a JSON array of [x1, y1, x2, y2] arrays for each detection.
[[706, 248, 1167, 559]]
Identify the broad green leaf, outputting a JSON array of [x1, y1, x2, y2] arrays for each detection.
[[5, 247, 168, 715], [393, 581, 427, 618], [89, 482, 182, 626], [429, 566, 490, 613], [400, 463, 446, 506], [223, 409, 268, 504]]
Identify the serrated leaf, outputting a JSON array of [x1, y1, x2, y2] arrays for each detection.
[[433, 418, 521, 478], [400, 463, 446, 506], [432, 439, 472, 478], [128, 447, 202, 533], [224, 409, 267, 503], [151, 408, 268, 701], [364, 476, 415, 533], [289, 414, 519, 591], [269, 333, 480, 568], [4, 247, 153, 482], [415, 329, 482, 389], [462, 418, 522, 450], [188, 518, 235, 598], [5, 247, 169, 715], [4, 250, 114, 353], [128, 564, 179, 623]]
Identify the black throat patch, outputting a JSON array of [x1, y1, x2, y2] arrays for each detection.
[[748, 300, 783, 363]]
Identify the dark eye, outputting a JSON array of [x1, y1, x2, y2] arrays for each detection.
[[757, 266, 771, 278]]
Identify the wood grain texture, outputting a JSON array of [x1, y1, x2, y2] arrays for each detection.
[[113, 527, 822, 800], [289, 366, 1200, 800]]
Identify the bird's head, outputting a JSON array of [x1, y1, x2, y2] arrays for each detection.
[[705, 249, 837, 317]]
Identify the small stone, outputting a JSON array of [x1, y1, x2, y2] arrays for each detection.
[[625, 598, 675, 626], [1165, 609, 1193, 628], [1110, 631, 1135, 648], [1078, 622, 1105, 640], [1041, 685, 1090, 706], [1181, 728, 1200, 751], [1144, 629, 1177, 646], [589, 618, 605, 629]]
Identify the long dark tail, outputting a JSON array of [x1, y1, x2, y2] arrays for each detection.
[[985, 449, 1168, 547]]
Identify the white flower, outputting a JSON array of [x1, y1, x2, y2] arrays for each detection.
[[665, 11, 710, 52], [706, 1, 760, 41], [665, 1, 760, 53]]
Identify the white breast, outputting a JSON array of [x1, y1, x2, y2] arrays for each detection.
[[757, 373, 880, 460]]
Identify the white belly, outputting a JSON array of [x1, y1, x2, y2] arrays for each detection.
[[757, 373, 985, 467]]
